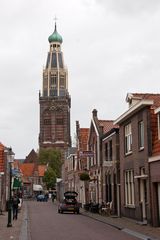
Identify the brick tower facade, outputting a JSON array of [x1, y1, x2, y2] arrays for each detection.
[[39, 23, 71, 156]]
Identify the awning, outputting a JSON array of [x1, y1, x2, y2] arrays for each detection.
[[13, 178, 22, 189], [33, 184, 43, 191]]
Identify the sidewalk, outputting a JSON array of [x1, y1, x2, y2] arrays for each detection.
[[0, 201, 29, 240], [80, 208, 160, 240], [0, 208, 23, 240]]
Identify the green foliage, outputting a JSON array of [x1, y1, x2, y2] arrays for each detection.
[[79, 172, 90, 181], [43, 167, 56, 189], [39, 148, 62, 177], [39, 148, 63, 189]]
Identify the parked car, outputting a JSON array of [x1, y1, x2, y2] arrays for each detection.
[[58, 191, 80, 214], [36, 194, 45, 202]]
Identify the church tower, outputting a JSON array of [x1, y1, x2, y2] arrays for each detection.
[[39, 23, 71, 155]]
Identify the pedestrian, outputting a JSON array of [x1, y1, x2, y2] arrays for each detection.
[[12, 193, 20, 220]]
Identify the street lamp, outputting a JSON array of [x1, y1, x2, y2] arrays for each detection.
[[6, 147, 15, 227]]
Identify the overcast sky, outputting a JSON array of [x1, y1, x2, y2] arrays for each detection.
[[0, 0, 160, 158]]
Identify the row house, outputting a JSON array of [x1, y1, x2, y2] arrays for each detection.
[[66, 121, 89, 204], [66, 147, 77, 192], [101, 125, 120, 216], [114, 93, 160, 226], [75, 121, 89, 204], [148, 98, 160, 227], [65, 93, 160, 227], [0, 143, 6, 212], [19, 162, 47, 197], [0, 144, 16, 212], [87, 109, 116, 204]]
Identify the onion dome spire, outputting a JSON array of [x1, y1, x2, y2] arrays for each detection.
[[48, 22, 63, 44]]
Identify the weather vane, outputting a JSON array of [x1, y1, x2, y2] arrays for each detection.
[[54, 16, 58, 24]]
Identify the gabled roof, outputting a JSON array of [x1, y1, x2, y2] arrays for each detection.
[[127, 93, 160, 108], [98, 120, 118, 134], [19, 163, 35, 177], [79, 128, 89, 150], [38, 165, 47, 177], [24, 149, 38, 163], [115, 93, 160, 125]]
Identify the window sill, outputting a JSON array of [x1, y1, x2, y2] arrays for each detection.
[[124, 204, 135, 209], [139, 147, 144, 151], [125, 151, 132, 156]]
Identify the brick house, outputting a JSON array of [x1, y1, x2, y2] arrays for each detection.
[[75, 121, 89, 204], [88, 109, 115, 203], [66, 147, 77, 192], [0, 143, 5, 211], [101, 126, 120, 215], [149, 103, 160, 227], [114, 93, 160, 224]]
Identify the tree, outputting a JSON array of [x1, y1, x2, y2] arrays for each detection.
[[39, 148, 62, 177], [43, 167, 56, 189], [79, 172, 90, 181]]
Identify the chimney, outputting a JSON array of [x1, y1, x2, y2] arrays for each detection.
[[92, 109, 97, 118], [76, 121, 80, 136]]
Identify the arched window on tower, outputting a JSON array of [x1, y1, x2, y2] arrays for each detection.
[[50, 73, 57, 96], [59, 74, 65, 96]]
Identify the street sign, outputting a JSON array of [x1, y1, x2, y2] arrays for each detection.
[[79, 150, 94, 157]]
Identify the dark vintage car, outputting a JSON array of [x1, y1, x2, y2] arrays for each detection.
[[58, 191, 80, 214]]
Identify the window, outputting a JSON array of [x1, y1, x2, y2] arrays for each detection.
[[44, 119, 51, 125], [138, 121, 144, 149], [125, 170, 135, 206], [60, 75, 65, 87], [50, 74, 57, 86], [105, 140, 112, 161], [56, 118, 64, 125], [125, 123, 132, 154]]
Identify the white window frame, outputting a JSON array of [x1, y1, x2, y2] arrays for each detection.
[[138, 121, 144, 149], [125, 123, 132, 154], [125, 170, 135, 206]]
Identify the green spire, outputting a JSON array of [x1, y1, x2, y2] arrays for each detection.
[[48, 23, 63, 43]]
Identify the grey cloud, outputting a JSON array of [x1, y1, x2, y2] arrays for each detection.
[[96, 0, 160, 15]]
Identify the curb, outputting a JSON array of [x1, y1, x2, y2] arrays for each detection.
[[19, 201, 31, 240], [80, 210, 157, 240]]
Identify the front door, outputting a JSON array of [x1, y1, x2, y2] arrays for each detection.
[[140, 178, 147, 222]]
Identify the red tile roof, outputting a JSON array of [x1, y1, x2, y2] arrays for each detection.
[[38, 165, 46, 177], [79, 128, 89, 150], [19, 163, 35, 177], [98, 120, 119, 134], [131, 93, 160, 108]]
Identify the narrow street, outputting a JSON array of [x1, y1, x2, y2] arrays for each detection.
[[27, 200, 140, 240]]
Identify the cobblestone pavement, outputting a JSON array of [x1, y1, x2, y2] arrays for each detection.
[[0, 201, 160, 240]]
